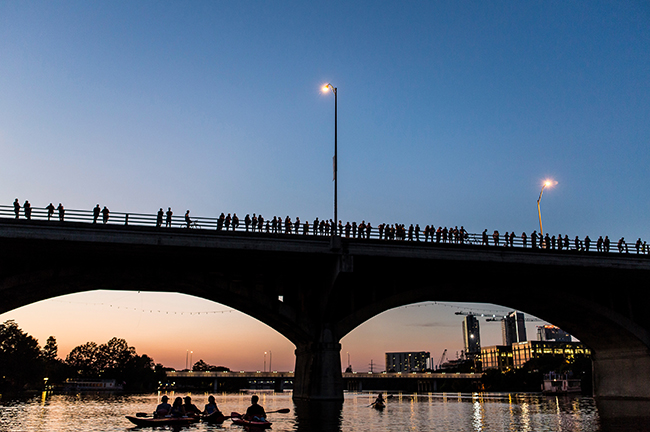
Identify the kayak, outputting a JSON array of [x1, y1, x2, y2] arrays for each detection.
[[125, 415, 200, 427], [203, 411, 227, 423], [230, 411, 272, 429], [373, 401, 386, 410]]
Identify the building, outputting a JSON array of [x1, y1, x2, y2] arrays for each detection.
[[512, 340, 591, 368], [480, 346, 514, 371], [385, 351, 430, 373], [481, 341, 591, 371], [462, 315, 481, 357], [501, 311, 527, 346], [537, 325, 571, 342]]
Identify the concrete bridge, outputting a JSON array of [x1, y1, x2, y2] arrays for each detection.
[[166, 370, 481, 393], [1, 217, 649, 420]]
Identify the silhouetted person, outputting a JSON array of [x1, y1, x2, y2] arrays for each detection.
[[482, 229, 489, 246], [46, 203, 55, 221], [604, 236, 610, 252], [531, 231, 538, 249], [57, 203, 65, 221], [183, 396, 201, 417], [597, 236, 603, 252], [165, 207, 173, 227], [244, 395, 266, 422], [185, 210, 192, 228], [101, 206, 109, 224], [585, 236, 591, 252], [617, 237, 625, 253], [13, 199, 20, 219], [23, 200, 31, 219], [156, 208, 164, 227], [93, 204, 100, 223], [154, 395, 171, 418], [245, 214, 251, 231], [636, 238, 642, 254], [521, 232, 527, 248], [232, 213, 239, 231]]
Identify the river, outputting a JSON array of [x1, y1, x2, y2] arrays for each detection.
[[0, 391, 645, 431]]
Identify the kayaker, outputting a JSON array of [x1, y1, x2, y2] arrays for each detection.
[[170, 397, 186, 418], [154, 395, 171, 418], [372, 393, 385, 407], [203, 395, 222, 416], [244, 395, 266, 421], [183, 396, 202, 417]]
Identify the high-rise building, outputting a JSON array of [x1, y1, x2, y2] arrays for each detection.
[[537, 325, 571, 342], [462, 315, 481, 356], [501, 311, 527, 346], [385, 351, 430, 373]]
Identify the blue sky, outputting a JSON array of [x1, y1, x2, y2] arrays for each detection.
[[1, 1, 648, 370]]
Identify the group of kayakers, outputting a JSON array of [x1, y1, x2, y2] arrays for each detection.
[[153, 394, 266, 422]]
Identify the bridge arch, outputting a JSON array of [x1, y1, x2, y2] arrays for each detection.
[[1, 220, 650, 418]]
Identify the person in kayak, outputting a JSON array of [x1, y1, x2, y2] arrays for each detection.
[[244, 395, 266, 421], [372, 393, 385, 407], [154, 395, 171, 418], [170, 397, 186, 417], [203, 395, 222, 416], [183, 396, 202, 417]]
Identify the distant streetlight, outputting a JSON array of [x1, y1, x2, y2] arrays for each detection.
[[264, 351, 267, 372], [322, 83, 338, 234], [537, 180, 557, 247]]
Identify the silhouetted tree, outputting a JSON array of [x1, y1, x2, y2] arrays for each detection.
[[0, 320, 44, 391]]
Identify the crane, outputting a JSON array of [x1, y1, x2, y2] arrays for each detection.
[[454, 311, 543, 322], [436, 349, 447, 370]]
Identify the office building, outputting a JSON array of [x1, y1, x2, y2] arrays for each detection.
[[385, 351, 430, 373], [501, 311, 527, 346], [511, 340, 591, 368], [462, 314, 481, 357], [537, 325, 571, 342]]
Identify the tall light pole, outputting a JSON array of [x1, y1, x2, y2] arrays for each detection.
[[537, 180, 556, 247], [322, 83, 338, 235]]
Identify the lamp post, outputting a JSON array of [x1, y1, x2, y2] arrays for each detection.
[[537, 180, 556, 247], [322, 83, 338, 235]]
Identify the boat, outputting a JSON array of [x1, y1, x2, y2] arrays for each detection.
[[125, 415, 200, 427], [542, 372, 581, 394], [203, 411, 227, 423], [230, 412, 272, 429], [373, 401, 385, 410]]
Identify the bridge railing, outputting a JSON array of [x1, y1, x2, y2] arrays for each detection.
[[0, 204, 645, 255]]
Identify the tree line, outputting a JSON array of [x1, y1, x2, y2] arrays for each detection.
[[0, 320, 166, 392]]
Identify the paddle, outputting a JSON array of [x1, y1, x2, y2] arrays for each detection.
[[267, 408, 291, 414], [135, 412, 151, 417]]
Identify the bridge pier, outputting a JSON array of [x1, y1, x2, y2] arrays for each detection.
[[593, 348, 650, 420], [292, 331, 343, 401]]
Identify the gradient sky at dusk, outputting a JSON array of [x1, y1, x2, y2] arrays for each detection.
[[1, 2, 648, 371]]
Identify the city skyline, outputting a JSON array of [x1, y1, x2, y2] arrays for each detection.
[[1, 2, 648, 372]]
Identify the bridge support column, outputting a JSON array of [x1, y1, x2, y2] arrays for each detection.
[[292, 335, 343, 401], [593, 348, 650, 420]]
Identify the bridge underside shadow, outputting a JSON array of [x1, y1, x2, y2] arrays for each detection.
[[1, 222, 649, 420]]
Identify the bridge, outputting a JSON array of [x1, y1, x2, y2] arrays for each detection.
[[1, 206, 649, 420], [165, 370, 481, 393]]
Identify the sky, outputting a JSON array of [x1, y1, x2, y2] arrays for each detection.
[[0, 1, 648, 371]]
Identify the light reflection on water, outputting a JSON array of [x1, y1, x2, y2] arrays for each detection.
[[0, 391, 641, 432]]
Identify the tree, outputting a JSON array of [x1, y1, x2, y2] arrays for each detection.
[[42, 336, 58, 362], [66, 342, 100, 377], [0, 320, 44, 390], [192, 359, 229, 372]]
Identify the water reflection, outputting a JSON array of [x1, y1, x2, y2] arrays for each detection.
[[1, 391, 650, 431], [293, 399, 342, 432]]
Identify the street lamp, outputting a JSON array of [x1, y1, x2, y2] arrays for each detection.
[[322, 83, 338, 235], [537, 179, 556, 247]]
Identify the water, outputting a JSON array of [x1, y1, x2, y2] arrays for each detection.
[[0, 391, 644, 431]]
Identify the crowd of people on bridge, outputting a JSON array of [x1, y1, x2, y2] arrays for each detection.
[[7, 199, 650, 255]]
